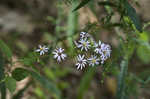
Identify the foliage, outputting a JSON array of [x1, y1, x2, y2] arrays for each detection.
[[0, 0, 150, 99], [12, 68, 29, 81], [5, 76, 16, 93], [77, 67, 97, 99]]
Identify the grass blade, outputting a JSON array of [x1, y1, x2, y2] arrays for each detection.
[[72, 0, 92, 12], [0, 40, 12, 60]]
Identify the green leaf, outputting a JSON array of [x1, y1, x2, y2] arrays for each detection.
[[44, 67, 56, 81], [116, 56, 128, 99], [136, 32, 150, 64], [12, 68, 29, 81], [72, 0, 92, 12], [67, 0, 78, 52], [0, 53, 6, 99], [0, 83, 6, 99], [139, 31, 149, 42], [125, 1, 142, 32], [28, 70, 61, 99], [34, 87, 46, 99], [77, 67, 96, 99], [5, 77, 16, 93], [0, 39, 12, 60], [20, 52, 37, 66], [98, 1, 117, 7], [138, 70, 150, 81], [137, 45, 150, 64], [131, 73, 150, 87]]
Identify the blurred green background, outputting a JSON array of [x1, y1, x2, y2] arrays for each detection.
[[0, 0, 150, 99]]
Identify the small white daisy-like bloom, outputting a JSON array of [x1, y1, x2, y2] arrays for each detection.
[[35, 45, 49, 55], [52, 47, 67, 62], [94, 40, 102, 54], [77, 38, 91, 51], [76, 54, 87, 70], [80, 32, 90, 39], [88, 55, 100, 66], [100, 43, 111, 64]]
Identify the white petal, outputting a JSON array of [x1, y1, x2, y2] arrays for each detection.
[[38, 45, 42, 48], [77, 65, 80, 70], [57, 56, 60, 61], [52, 52, 57, 54], [35, 49, 40, 52], [54, 54, 58, 58], [40, 51, 44, 55]]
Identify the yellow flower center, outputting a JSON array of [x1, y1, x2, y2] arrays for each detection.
[[92, 59, 96, 63], [83, 42, 87, 47], [40, 47, 43, 50]]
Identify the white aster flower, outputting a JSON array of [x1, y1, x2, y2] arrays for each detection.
[[88, 55, 100, 66], [80, 32, 90, 39], [77, 38, 91, 51], [100, 43, 111, 64], [94, 40, 102, 54], [35, 45, 49, 55], [52, 47, 67, 62], [76, 54, 87, 70]]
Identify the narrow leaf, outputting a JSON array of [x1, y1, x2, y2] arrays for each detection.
[[73, 0, 92, 12], [0, 83, 6, 99], [0, 53, 6, 99], [0, 40, 12, 60], [98, 1, 117, 7], [116, 56, 128, 99], [67, 0, 78, 53], [125, 1, 142, 32], [28, 70, 61, 99]]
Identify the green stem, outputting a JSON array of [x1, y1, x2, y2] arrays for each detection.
[[56, 2, 64, 36], [67, 0, 78, 51], [116, 56, 128, 99], [0, 53, 6, 99]]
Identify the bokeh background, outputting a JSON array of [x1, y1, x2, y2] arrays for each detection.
[[0, 0, 150, 99]]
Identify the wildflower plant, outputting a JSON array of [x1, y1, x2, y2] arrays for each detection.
[[0, 0, 150, 99], [74, 31, 111, 70]]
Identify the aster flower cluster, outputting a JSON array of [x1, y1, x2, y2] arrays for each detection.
[[94, 40, 111, 64], [74, 32, 111, 70], [35, 31, 111, 70]]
